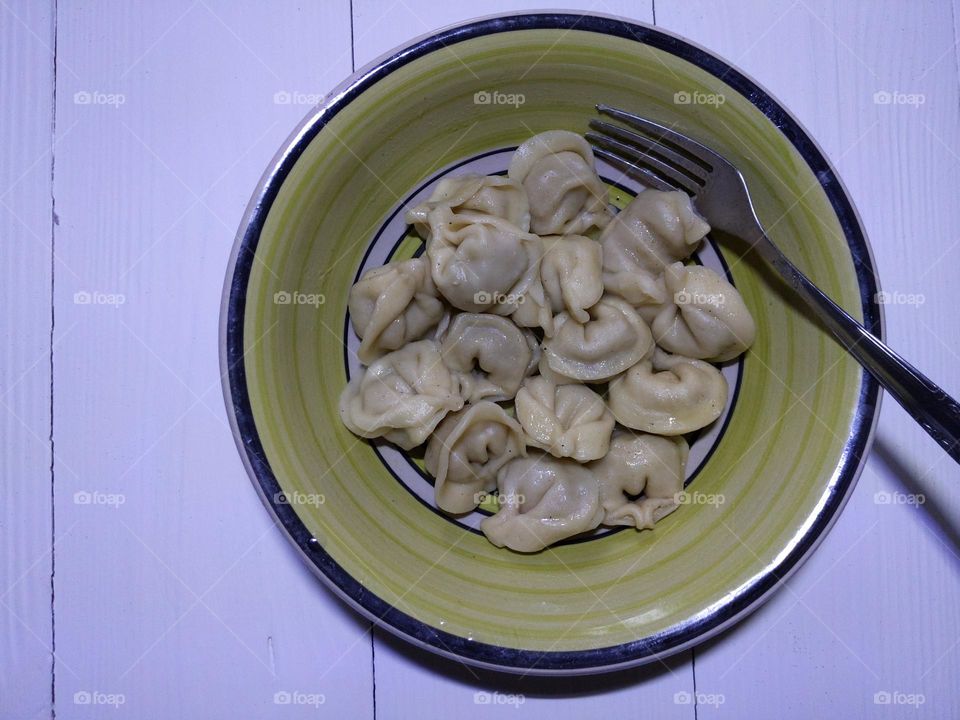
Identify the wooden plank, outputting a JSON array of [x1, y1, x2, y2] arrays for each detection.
[[655, 0, 960, 717], [351, 3, 695, 717], [0, 1, 55, 718], [51, 1, 375, 717]]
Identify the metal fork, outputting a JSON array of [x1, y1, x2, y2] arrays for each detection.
[[588, 104, 960, 464]]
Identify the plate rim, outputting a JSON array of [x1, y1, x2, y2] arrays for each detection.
[[219, 11, 883, 675]]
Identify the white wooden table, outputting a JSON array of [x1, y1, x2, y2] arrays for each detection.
[[4, 1, 960, 717]]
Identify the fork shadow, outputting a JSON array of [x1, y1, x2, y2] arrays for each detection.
[[872, 435, 960, 559], [721, 222, 960, 554], [373, 626, 688, 696], [687, 436, 960, 666]]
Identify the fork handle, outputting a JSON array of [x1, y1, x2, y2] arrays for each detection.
[[750, 232, 960, 463]]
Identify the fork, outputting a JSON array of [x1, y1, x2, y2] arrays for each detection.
[[588, 104, 960, 464]]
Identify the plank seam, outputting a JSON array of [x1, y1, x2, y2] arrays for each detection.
[[951, 0, 960, 102], [370, 627, 377, 720], [692, 647, 698, 720], [48, 0, 59, 717], [349, 0, 356, 72]]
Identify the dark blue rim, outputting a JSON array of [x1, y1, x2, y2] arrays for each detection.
[[223, 13, 881, 674]]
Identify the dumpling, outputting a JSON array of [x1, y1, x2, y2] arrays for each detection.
[[515, 376, 614, 462], [608, 348, 728, 435], [631, 272, 668, 326], [429, 307, 453, 342], [539, 235, 604, 323], [480, 454, 605, 552], [509, 235, 603, 335], [405, 173, 530, 234], [508, 276, 555, 336], [590, 431, 689, 529], [651, 262, 756, 362], [425, 207, 541, 312], [542, 296, 653, 382], [535, 354, 578, 386], [425, 401, 526, 514], [439, 313, 538, 402], [339, 340, 464, 449], [348, 257, 446, 364], [600, 190, 709, 305], [508, 130, 612, 235]]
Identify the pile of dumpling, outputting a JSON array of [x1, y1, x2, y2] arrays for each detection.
[[340, 130, 755, 552]]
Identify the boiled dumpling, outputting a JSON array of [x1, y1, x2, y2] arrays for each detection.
[[608, 348, 728, 435], [509, 235, 604, 335], [515, 376, 614, 462], [405, 173, 530, 234], [439, 313, 538, 402], [590, 431, 688, 529], [631, 272, 668, 326], [535, 355, 578, 386], [508, 276, 555, 336], [480, 454, 605, 552], [508, 130, 611, 235], [600, 190, 709, 305], [539, 235, 604, 323], [425, 401, 526, 514], [651, 262, 756, 362], [425, 207, 541, 312], [542, 296, 653, 382], [348, 257, 445, 364], [338, 129, 761, 552], [428, 307, 453, 342], [339, 340, 464, 449]]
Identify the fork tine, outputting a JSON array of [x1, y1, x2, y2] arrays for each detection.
[[588, 119, 707, 185], [592, 146, 676, 192], [596, 104, 720, 170], [586, 132, 697, 195], [591, 146, 679, 193]]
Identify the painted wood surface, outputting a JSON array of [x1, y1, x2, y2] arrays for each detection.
[[4, 0, 959, 717], [1, 2, 55, 718]]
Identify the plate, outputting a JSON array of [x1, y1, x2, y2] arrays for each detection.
[[221, 12, 881, 675]]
